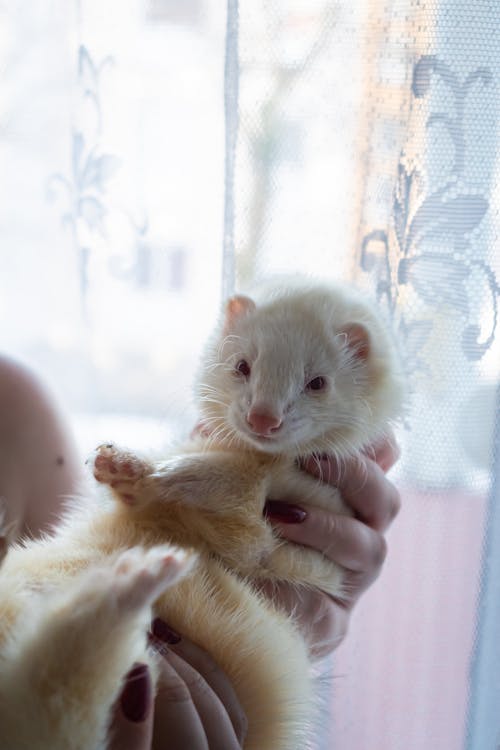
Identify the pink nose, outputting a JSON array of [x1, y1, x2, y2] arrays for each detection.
[[246, 410, 282, 436]]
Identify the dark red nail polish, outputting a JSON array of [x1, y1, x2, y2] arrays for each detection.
[[264, 501, 307, 524], [151, 617, 182, 644], [120, 663, 151, 722]]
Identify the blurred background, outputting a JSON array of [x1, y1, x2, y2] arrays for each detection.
[[1, 1, 499, 748]]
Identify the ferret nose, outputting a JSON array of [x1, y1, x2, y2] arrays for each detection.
[[246, 410, 282, 436]]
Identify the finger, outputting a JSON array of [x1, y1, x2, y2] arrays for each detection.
[[152, 656, 209, 750], [108, 664, 154, 750], [0, 535, 7, 565], [160, 649, 242, 750], [341, 564, 383, 604], [269, 505, 387, 575], [362, 431, 400, 472], [301, 454, 400, 532], [257, 579, 349, 657], [151, 619, 247, 745]]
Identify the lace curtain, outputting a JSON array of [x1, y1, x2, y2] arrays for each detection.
[[228, 3, 499, 746], [0, 0, 228, 451], [1, 1, 499, 748]]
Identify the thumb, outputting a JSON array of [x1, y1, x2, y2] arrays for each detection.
[[108, 663, 154, 750]]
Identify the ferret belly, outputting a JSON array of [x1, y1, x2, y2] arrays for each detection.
[[0, 535, 312, 750]]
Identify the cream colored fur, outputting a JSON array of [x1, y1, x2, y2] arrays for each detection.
[[0, 278, 404, 750]]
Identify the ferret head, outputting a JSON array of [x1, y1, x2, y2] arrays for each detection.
[[196, 281, 404, 458]]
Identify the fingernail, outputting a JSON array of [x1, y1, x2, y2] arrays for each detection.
[[264, 501, 307, 524], [150, 617, 182, 644], [120, 663, 151, 722]]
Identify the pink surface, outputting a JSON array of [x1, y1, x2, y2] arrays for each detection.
[[328, 488, 487, 750]]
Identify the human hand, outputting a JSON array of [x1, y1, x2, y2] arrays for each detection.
[[108, 619, 247, 750], [262, 434, 401, 658]]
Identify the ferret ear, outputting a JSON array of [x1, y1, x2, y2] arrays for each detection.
[[340, 323, 371, 360], [223, 295, 256, 333]]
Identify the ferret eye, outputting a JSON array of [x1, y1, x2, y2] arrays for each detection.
[[306, 376, 326, 392], [235, 359, 251, 378]]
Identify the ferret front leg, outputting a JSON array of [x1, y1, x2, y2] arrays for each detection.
[[92, 443, 156, 504], [267, 464, 347, 516], [254, 465, 349, 597], [0, 545, 196, 750], [91, 444, 231, 508], [256, 542, 345, 599]]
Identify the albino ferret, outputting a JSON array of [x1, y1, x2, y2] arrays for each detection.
[[0, 278, 403, 750]]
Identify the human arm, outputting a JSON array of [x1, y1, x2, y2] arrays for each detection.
[[0, 355, 84, 541]]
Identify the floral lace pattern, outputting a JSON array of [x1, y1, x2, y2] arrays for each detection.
[[47, 46, 120, 313], [361, 55, 499, 375]]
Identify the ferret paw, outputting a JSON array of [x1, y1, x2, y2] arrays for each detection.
[[92, 444, 149, 503], [111, 545, 197, 612]]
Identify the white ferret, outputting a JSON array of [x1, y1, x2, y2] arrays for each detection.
[[0, 277, 404, 750]]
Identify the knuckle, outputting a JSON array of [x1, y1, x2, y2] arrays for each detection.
[[158, 676, 192, 703], [235, 708, 249, 743], [389, 485, 401, 520], [324, 512, 339, 540], [191, 644, 218, 675], [371, 534, 388, 569], [184, 669, 210, 696], [373, 476, 401, 530], [306, 596, 348, 658]]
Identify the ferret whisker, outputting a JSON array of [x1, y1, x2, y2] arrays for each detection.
[[217, 334, 245, 360], [226, 428, 241, 450], [206, 423, 229, 448], [203, 361, 226, 374], [198, 383, 226, 396], [199, 396, 229, 410]]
